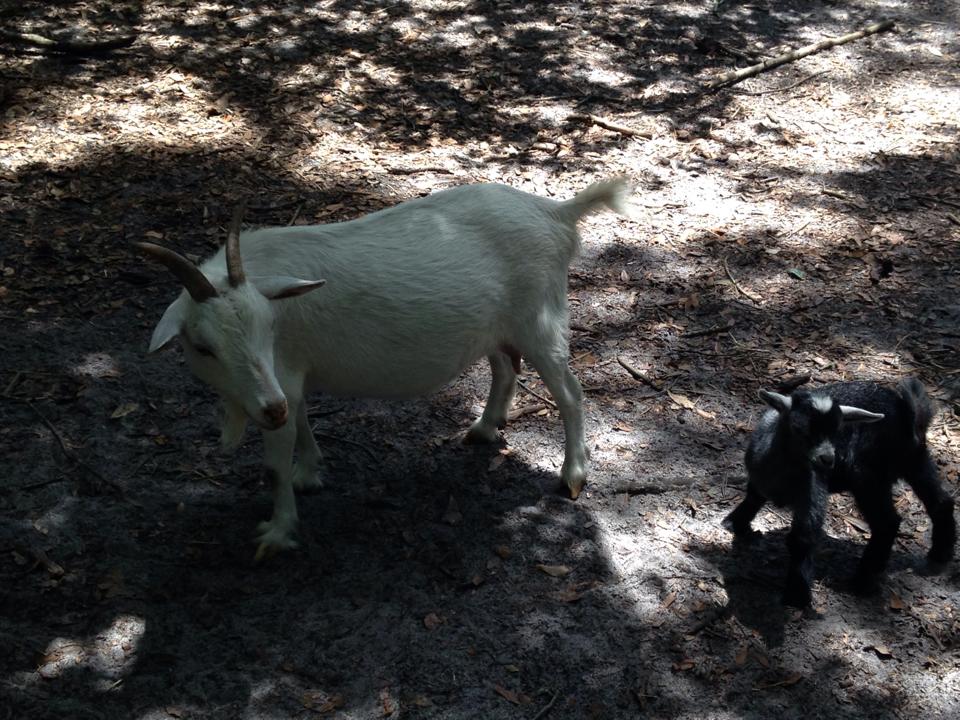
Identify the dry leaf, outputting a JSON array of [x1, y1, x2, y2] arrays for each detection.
[[494, 545, 512, 559], [843, 515, 870, 534], [493, 685, 530, 705], [757, 672, 804, 689], [379, 688, 396, 716], [98, 568, 125, 599], [423, 612, 443, 630], [869, 644, 893, 659], [535, 563, 572, 578], [889, 593, 906, 611], [441, 496, 462, 525], [781, 672, 804, 687], [110, 402, 139, 419], [672, 658, 695, 671], [661, 591, 677, 609], [666, 391, 715, 419], [734, 644, 749, 666]]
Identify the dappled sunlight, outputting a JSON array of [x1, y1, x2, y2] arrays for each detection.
[[31, 615, 146, 688], [2, 0, 958, 718]]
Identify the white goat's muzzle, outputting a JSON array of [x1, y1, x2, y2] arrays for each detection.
[[259, 400, 289, 430]]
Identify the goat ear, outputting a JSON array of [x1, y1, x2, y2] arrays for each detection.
[[839, 406, 884, 424], [251, 276, 327, 300], [759, 390, 791, 413], [149, 294, 187, 352]]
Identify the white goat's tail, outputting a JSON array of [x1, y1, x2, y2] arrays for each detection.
[[557, 177, 634, 225]]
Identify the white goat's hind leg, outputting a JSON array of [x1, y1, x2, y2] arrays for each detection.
[[254, 422, 300, 560], [292, 402, 323, 490], [465, 353, 517, 443], [527, 349, 588, 499]]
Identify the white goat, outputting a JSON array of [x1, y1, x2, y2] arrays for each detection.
[[138, 178, 632, 558]]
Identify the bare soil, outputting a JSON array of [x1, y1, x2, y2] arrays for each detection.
[[1, 1, 959, 718]]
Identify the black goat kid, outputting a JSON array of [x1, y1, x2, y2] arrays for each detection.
[[725, 379, 955, 607]]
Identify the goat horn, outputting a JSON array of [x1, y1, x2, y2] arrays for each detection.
[[135, 241, 218, 303], [225, 202, 246, 287]]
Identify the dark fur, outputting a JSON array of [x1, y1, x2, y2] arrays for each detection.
[[725, 379, 956, 607]]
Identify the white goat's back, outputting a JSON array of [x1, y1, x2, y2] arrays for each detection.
[[200, 181, 623, 399]]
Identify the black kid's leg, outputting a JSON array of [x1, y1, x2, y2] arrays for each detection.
[[724, 483, 766, 537], [905, 454, 956, 565], [783, 484, 827, 607], [851, 486, 901, 594]]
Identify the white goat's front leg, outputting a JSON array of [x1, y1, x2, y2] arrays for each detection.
[[254, 419, 300, 560], [292, 402, 323, 490], [465, 352, 518, 443], [527, 349, 588, 499]]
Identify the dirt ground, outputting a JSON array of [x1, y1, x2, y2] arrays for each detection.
[[2, 1, 959, 718]]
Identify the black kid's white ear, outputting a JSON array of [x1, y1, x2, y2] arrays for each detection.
[[251, 276, 327, 300]]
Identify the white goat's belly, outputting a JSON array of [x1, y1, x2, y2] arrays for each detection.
[[305, 349, 482, 400]]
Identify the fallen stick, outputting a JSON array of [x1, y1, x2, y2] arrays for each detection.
[[517, 378, 557, 408], [0, 28, 137, 55], [706, 19, 895, 89], [683, 321, 736, 339], [568, 113, 653, 139], [616, 356, 663, 391], [532, 690, 561, 720]]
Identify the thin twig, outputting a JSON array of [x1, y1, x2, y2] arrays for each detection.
[[3, 371, 22, 396], [616, 356, 664, 391], [4, 477, 68, 494], [516, 379, 557, 408], [683, 322, 736, 339], [531, 690, 561, 720], [27, 401, 71, 458], [286, 202, 303, 226], [25, 401, 121, 492], [567, 113, 653, 138], [387, 166, 454, 175], [313, 430, 379, 461], [722, 256, 761, 303], [911, 193, 960, 210], [780, 219, 812, 240], [733, 70, 829, 96]]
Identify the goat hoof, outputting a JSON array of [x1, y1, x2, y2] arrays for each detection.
[[921, 555, 951, 576], [563, 464, 587, 500], [851, 571, 882, 597], [781, 581, 812, 608], [464, 420, 501, 444], [253, 520, 299, 561], [292, 464, 324, 491], [722, 516, 758, 539]]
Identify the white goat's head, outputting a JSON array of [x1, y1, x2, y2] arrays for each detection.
[[137, 207, 325, 434]]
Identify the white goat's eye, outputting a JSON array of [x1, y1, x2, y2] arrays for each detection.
[[194, 345, 216, 359]]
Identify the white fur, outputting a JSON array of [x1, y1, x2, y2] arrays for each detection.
[[147, 179, 632, 557], [811, 395, 834, 414]]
